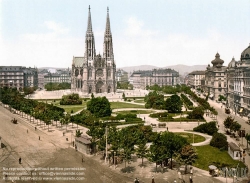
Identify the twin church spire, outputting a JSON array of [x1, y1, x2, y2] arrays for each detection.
[[85, 6, 113, 61]]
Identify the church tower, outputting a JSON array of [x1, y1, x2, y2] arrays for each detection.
[[103, 7, 114, 60], [71, 6, 116, 94], [85, 5, 96, 61], [103, 7, 116, 92]]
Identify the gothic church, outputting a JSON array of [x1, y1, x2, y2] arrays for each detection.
[[71, 6, 116, 93]]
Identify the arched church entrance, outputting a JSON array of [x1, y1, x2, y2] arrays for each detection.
[[96, 81, 104, 93], [107, 85, 111, 93], [88, 85, 92, 94]]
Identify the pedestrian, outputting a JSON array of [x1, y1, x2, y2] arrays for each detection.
[[75, 144, 77, 151], [27, 129, 28, 133], [73, 141, 74, 147], [189, 176, 193, 183], [134, 178, 139, 183], [167, 127, 168, 131], [39, 136, 40, 140], [19, 157, 22, 164], [35, 127, 37, 131], [190, 166, 193, 174], [152, 175, 155, 183]]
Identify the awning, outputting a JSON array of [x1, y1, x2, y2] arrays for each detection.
[[239, 108, 243, 113]]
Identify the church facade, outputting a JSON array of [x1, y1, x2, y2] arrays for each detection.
[[71, 6, 116, 93]]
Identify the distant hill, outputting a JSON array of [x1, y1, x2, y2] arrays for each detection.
[[119, 64, 207, 76], [38, 64, 207, 76]]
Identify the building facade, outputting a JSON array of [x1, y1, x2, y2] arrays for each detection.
[[204, 53, 227, 100], [130, 69, 179, 89], [226, 44, 250, 115], [187, 71, 205, 89], [71, 6, 116, 93], [0, 66, 38, 90], [116, 69, 128, 83]]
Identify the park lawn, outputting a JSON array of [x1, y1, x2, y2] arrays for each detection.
[[114, 110, 154, 115], [59, 103, 86, 114], [110, 102, 145, 109], [133, 99, 145, 103], [175, 132, 206, 143], [193, 145, 246, 170]]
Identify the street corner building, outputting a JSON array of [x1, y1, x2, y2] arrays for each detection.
[[71, 6, 116, 94]]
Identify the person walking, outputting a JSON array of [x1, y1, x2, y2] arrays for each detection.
[[19, 157, 21, 164], [27, 129, 28, 133], [134, 178, 139, 183], [39, 136, 40, 140], [152, 175, 155, 183], [189, 176, 193, 183]]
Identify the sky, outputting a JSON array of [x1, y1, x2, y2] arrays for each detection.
[[0, 0, 250, 68]]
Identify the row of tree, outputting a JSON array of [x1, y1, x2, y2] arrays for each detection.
[[86, 124, 197, 170]]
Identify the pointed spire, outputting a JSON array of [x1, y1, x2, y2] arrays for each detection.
[[105, 6, 111, 35], [87, 5, 92, 32]]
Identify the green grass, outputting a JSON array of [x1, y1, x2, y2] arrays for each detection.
[[193, 145, 246, 170], [110, 102, 145, 109], [58, 103, 87, 113], [133, 99, 145, 103], [174, 132, 206, 143], [114, 110, 153, 115]]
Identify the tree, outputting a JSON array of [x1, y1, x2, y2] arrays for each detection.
[[165, 94, 183, 113], [135, 140, 149, 167], [176, 144, 197, 173], [177, 144, 197, 164], [60, 93, 82, 105], [210, 133, 228, 150], [161, 132, 188, 169], [224, 116, 234, 130], [75, 130, 83, 137], [187, 106, 204, 119], [193, 121, 218, 135], [149, 132, 188, 170], [87, 96, 112, 117], [144, 91, 165, 109], [223, 116, 241, 133]]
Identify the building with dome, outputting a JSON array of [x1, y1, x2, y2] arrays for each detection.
[[71, 6, 116, 93], [204, 53, 227, 100], [226, 44, 250, 115]]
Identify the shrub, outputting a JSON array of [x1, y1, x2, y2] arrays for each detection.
[[193, 121, 218, 135], [210, 133, 228, 150], [187, 107, 204, 119], [60, 93, 82, 105], [87, 96, 112, 117], [149, 112, 168, 118]]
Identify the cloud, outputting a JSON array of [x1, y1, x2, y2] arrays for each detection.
[[1, 21, 83, 68], [115, 19, 246, 68], [44, 21, 69, 35], [124, 17, 158, 37]]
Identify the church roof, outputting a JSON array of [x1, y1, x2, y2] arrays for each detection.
[[72, 57, 84, 67]]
